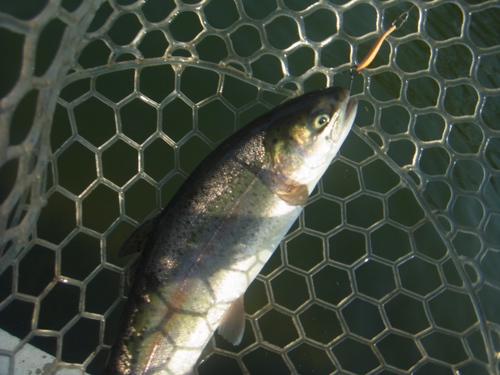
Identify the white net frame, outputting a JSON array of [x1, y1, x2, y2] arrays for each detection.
[[0, 0, 499, 374]]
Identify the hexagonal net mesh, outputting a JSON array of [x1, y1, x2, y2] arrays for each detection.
[[1, 0, 499, 374]]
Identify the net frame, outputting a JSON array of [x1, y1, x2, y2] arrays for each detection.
[[0, 0, 499, 374]]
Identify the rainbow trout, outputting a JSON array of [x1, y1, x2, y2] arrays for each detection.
[[105, 87, 357, 374]]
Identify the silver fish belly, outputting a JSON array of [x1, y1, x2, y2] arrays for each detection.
[[105, 87, 358, 374]]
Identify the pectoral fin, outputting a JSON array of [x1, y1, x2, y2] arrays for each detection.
[[256, 169, 309, 207], [276, 184, 309, 206], [217, 295, 246, 345]]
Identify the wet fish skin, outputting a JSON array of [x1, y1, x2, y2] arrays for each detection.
[[104, 87, 358, 375]]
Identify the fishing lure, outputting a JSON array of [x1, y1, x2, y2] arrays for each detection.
[[354, 9, 410, 73]]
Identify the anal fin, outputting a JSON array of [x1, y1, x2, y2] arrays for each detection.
[[217, 295, 246, 346]]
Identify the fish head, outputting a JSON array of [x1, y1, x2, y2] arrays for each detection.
[[265, 87, 358, 194]]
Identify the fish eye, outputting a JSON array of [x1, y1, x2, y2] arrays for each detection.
[[313, 114, 330, 129]]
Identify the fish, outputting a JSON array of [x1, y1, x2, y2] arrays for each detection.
[[104, 86, 358, 375]]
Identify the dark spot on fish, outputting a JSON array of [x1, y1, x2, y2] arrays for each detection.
[[272, 138, 278, 144]]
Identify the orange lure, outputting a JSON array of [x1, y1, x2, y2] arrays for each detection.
[[354, 9, 411, 72]]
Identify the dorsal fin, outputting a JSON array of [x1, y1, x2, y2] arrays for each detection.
[[217, 295, 246, 346], [118, 218, 157, 258]]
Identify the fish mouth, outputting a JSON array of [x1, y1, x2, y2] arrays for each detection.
[[346, 97, 358, 117], [344, 96, 358, 125]]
